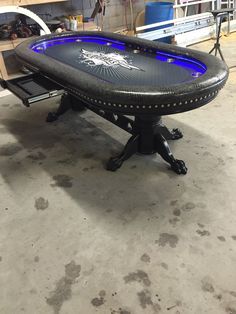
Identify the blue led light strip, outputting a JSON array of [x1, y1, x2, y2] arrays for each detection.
[[31, 35, 206, 75], [31, 36, 125, 53]]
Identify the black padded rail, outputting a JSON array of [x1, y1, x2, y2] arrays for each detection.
[[14, 31, 229, 115]]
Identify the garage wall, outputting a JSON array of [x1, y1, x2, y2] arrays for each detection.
[[0, 0, 145, 31]]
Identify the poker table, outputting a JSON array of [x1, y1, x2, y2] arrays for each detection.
[[13, 31, 228, 174]]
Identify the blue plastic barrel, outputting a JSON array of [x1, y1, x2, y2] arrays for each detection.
[[145, 2, 174, 43]]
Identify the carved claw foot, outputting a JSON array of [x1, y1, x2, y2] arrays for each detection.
[[106, 157, 123, 171], [106, 135, 139, 171], [154, 133, 187, 175], [46, 112, 59, 122], [157, 124, 183, 141], [170, 128, 183, 140], [170, 159, 187, 174]]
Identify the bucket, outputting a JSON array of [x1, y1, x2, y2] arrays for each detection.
[[145, 2, 174, 43]]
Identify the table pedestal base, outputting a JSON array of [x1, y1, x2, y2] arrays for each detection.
[[47, 95, 187, 175], [107, 116, 187, 175]]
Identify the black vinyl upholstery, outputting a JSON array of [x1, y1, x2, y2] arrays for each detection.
[[15, 31, 228, 116]]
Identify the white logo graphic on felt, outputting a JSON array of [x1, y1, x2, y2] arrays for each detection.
[[80, 49, 143, 71]]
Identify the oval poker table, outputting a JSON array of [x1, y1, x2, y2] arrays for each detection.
[[14, 31, 228, 174]]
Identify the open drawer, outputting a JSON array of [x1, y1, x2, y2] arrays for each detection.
[[0, 73, 64, 106]]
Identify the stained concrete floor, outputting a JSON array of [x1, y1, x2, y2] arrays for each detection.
[[0, 35, 236, 314]]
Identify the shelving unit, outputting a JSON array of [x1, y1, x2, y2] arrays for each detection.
[[0, 0, 68, 79], [0, 37, 37, 79], [0, 0, 67, 6], [0, 22, 97, 79]]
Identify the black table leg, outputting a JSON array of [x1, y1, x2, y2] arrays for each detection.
[[106, 134, 139, 171], [46, 94, 86, 122], [107, 115, 187, 174], [156, 121, 183, 140], [154, 133, 187, 174]]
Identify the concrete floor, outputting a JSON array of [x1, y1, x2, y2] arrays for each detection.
[[0, 35, 236, 314]]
